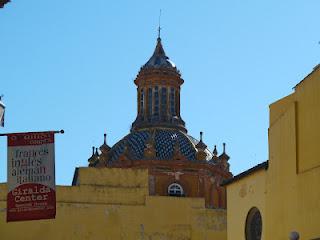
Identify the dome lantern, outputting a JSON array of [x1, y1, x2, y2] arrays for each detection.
[[131, 37, 186, 132]]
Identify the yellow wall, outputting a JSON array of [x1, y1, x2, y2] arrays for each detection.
[[266, 66, 320, 239], [0, 168, 227, 240], [266, 102, 299, 239], [227, 65, 320, 240], [295, 67, 320, 172], [227, 170, 266, 240]]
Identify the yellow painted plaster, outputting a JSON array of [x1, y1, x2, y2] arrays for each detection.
[[227, 65, 320, 240], [0, 168, 227, 240], [266, 67, 320, 239], [226, 170, 266, 240]]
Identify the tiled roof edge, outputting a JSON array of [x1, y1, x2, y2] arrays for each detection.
[[220, 160, 268, 187], [293, 64, 320, 90]]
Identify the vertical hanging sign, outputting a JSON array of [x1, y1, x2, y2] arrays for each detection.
[[7, 132, 56, 222]]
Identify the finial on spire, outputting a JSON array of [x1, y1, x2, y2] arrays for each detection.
[[223, 143, 226, 153], [95, 147, 99, 156], [104, 133, 107, 145], [92, 146, 95, 156], [158, 9, 162, 40], [213, 145, 218, 156], [200, 131, 203, 142]]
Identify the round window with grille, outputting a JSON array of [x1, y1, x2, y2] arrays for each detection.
[[167, 183, 184, 197]]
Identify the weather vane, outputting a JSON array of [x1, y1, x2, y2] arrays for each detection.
[[158, 9, 162, 39]]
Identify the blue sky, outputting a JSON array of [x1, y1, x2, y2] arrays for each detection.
[[0, 0, 319, 185]]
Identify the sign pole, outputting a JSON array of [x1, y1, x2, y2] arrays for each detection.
[[0, 129, 64, 137]]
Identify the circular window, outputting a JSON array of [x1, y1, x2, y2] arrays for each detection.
[[245, 207, 262, 240], [168, 183, 184, 197]]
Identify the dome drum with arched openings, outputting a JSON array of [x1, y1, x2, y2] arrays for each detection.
[[132, 37, 186, 133]]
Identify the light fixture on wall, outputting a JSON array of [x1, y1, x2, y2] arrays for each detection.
[[289, 231, 300, 240]]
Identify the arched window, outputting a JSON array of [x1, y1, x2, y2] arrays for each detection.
[[161, 87, 167, 119], [245, 207, 262, 240], [175, 90, 180, 116], [170, 87, 175, 115], [140, 88, 144, 115], [148, 87, 153, 117], [154, 86, 159, 118], [168, 183, 184, 197]]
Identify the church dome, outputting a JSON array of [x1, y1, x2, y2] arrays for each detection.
[[88, 34, 230, 178], [108, 128, 213, 164]]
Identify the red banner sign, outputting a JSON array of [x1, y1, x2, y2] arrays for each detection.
[[7, 132, 56, 222]]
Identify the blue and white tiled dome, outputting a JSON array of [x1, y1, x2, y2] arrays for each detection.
[[108, 128, 213, 164]]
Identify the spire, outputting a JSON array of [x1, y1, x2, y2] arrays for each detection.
[[153, 37, 166, 57], [196, 131, 207, 150], [218, 142, 230, 171], [100, 132, 111, 153], [157, 26, 161, 40], [213, 145, 218, 157], [142, 32, 176, 69], [88, 146, 99, 167], [219, 142, 230, 161], [195, 131, 208, 160], [158, 9, 162, 40]]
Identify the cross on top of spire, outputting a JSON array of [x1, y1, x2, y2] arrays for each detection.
[[158, 9, 162, 40]]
